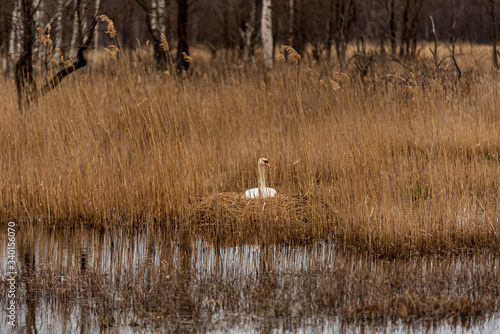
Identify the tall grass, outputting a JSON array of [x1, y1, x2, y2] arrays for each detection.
[[0, 40, 498, 256]]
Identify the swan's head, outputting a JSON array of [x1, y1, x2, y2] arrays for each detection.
[[258, 158, 271, 168]]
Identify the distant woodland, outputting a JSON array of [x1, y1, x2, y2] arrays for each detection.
[[2, 0, 500, 102]]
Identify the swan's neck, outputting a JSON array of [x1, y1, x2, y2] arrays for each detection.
[[258, 164, 267, 195]]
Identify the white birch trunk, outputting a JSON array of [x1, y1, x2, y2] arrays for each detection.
[[158, 0, 166, 35], [54, 0, 64, 63], [150, 0, 158, 31], [8, 0, 22, 71], [261, 0, 273, 70], [70, 0, 81, 58], [241, 1, 256, 62], [33, 0, 44, 68], [82, 1, 88, 38]]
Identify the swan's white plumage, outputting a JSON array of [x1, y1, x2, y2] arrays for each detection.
[[245, 187, 277, 199], [245, 158, 277, 199]]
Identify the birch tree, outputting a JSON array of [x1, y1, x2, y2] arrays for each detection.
[[8, 0, 22, 72], [240, 0, 257, 63], [261, 0, 273, 70], [70, 0, 82, 58], [135, 0, 169, 69], [93, 0, 100, 65]]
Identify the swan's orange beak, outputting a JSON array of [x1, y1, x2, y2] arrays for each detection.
[[265, 161, 271, 168]]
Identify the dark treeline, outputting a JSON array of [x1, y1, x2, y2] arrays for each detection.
[[0, 0, 498, 81]]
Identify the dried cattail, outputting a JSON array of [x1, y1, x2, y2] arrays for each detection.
[[59, 54, 72, 67], [304, 66, 314, 76], [330, 79, 343, 92], [105, 45, 120, 61], [164, 70, 170, 77], [37, 27, 44, 41], [276, 53, 285, 62], [340, 72, 350, 81], [182, 52, 192, 63], [160, 33, 169, 52], [99, 14, 117, 38], [37, 25, 53, 51], [281, 45, 301, 63], [109, 45, 120, 53]]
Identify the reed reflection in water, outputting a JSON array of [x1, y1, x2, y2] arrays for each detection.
[[1, 223, 499, 333]]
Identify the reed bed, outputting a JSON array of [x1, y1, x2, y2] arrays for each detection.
[[0, 39, 498, 256]]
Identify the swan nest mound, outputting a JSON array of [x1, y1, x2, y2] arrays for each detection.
[[190, 192, 325, 227]]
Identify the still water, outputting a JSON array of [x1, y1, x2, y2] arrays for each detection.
[[1, 223, 499, 333]]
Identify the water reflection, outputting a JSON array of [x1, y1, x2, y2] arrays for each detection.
[[1, 223, 499, 333]]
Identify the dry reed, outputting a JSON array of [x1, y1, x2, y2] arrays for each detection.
[[0, 39, 498, 256]]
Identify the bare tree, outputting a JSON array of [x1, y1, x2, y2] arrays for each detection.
[[240, 0, 258, 63], [8, 0, 22, 73], [54, 0, 64, 63], [288, 0, 294, 46], [387, 0, 396, 56], [135, 0, 170, 69], [177, 0, 189, 72], [489, 0, 499, 69], [333, 0, 356, 70], [399, 0, 425, 57], [14, 0, 35, 108], [261, 0, 273, 70], [70, 0, 83, 58], [14, 0, 98, 109], [93, 0, 101, 65]]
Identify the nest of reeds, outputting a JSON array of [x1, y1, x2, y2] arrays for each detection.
[[189, 192, 331, 243]]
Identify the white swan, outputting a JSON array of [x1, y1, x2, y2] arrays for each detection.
[[245, 158, 277, 199]]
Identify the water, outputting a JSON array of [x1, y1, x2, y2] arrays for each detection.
[[1, 223, 499, 333]]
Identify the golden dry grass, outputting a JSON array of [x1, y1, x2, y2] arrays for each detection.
[[0, 41, 498, 256]]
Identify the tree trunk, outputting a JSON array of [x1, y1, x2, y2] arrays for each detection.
[[33, 0, 44, 69], [93, 0, 100, 66], [177, 0, 189, 72], [489, 0, 499, 69], [9, 0, 22, 73], [241, 0, 257, 63], [158, 0, 167, 35], [150, 0, 158, 31], [15, 0, 36, 108], [54, 0, 64, 63], [70, 0, 82, 58], [325, 0, 334, 59], [388, 0, 396, 56], [399, 0, 409, 57], [261, 0, 273, 70], [288, 0, 294, 46], [408, 0, 424, 56]]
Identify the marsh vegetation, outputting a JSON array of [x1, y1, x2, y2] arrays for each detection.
[[0, 24, 499, 331]]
